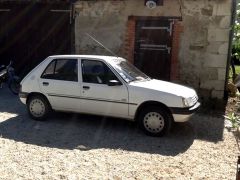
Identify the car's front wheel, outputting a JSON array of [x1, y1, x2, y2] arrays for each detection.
[[138, 106, 172, 137], [27, 95, 51, 120]]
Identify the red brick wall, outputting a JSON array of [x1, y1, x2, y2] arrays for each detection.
[[124, 17, 136, 64], [170, 21, 183, 81]]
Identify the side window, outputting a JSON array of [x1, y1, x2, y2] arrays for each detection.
[[81, 59, 118, 84], [41, 60, 56, 79], [41, 59, 78, 82]]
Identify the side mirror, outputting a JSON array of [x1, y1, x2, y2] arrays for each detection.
[[108, 80, 122, 86]]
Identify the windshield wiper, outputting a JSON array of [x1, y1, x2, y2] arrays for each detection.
[[128, 77, 150, 83], [128, 79, 136, 83]]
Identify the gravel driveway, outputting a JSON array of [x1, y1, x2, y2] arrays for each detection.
[[0, 87, 238, 179]]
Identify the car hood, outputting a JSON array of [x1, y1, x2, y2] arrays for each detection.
[[129, 79, 196, 98]]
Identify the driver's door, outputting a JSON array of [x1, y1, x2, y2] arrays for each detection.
[[80, 59, 129, 118]]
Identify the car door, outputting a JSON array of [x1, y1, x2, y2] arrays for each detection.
[[39, 58, 81, 111], [80, 59, 129, 118]]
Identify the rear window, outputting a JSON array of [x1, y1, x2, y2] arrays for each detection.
[[41, 59, 78, 82]]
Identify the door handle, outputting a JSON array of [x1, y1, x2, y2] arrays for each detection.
[[43, 82, 49, 86], [83, 86, 90, 90]]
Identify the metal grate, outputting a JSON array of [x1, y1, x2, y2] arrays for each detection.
[[192, 95, 198, 105]]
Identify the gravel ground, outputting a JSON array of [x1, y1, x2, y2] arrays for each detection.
[[0, 87, 238, 179]]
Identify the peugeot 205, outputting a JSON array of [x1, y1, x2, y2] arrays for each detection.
[[19, 55, 200, 136]]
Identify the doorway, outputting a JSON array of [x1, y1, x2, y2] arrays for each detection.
[[0, 1, 72, 76], [134, 19, 173, 81]]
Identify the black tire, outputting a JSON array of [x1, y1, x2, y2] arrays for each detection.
[[8, 79, 20, 95], [138, 106, 172, 137], [27, 95, 51, 121]]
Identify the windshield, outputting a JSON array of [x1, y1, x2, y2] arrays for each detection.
[[112, 60, 150, 83]]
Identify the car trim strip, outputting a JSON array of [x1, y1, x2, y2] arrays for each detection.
[[47, 93, 138, 106]]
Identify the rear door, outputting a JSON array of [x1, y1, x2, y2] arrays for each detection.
[[39, 58, 81, 111]]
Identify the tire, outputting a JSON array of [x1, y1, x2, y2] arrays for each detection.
[[27, 95, 51, 121], [8, 79, 20, 95], [138, 106, 172, 137]]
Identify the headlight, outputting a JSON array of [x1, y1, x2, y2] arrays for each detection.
[[182, 97, 195, 107]]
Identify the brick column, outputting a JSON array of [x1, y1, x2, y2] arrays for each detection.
[[170, 21, 183, 81], [124, 16, 136, 64]]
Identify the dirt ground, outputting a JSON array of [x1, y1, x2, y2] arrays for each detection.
[[0, 87, 238, 179]]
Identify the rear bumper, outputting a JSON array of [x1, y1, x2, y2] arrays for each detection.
[[19, 92, 28, 104], [171, 102, 201, 122]]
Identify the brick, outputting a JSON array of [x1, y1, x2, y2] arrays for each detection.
[[218, 68, 227, 81], [170, 22, 183, 81], [201, 5, 213, 16], [206, 42, 223, 54], [220, 16, 231, 29], [204, 54, 228, 68], [124, 18, 135, 63], [211, 90, 224, 99], [208, 29, 230, 42], [200, 68, 218, 81], [218, 42, 229, 55], [213, 1, 232, 16], [200, 80, 225, 91]]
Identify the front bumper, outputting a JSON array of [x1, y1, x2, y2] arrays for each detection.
[[171, 102, 201, 122]]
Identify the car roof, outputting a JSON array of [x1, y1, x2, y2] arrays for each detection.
[[49, 55, 125, 63]]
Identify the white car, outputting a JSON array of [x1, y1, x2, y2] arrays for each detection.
[[19, 55, 200, 136]]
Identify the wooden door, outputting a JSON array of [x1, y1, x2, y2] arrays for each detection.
[[134, 20, 173, 81], [0, 1, 72, 77]]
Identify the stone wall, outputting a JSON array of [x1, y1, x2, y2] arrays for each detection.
[[74, 0, 233, 99], [74, 0, 181, 55], [179, 0, 232, 99]]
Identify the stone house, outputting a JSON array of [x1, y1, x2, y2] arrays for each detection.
[[73, 0, 235, 99], [0, 0, 235, 99]]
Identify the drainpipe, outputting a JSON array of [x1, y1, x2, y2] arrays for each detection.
[[224, 0, 237, 99], [70, 1, 76, 54]]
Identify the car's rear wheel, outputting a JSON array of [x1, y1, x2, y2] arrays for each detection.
[[27, 95, 51, 120], [138, 106, 172, 137]]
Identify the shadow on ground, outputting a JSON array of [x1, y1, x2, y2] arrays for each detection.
[[0, 88, 225, 155]]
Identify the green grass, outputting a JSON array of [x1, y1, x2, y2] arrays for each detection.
[[236, 65, 240, 74], [228, 65, 240, 82]]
